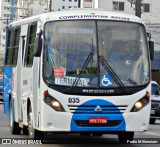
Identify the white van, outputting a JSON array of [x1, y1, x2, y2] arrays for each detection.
[[150, 81, 160, 124]]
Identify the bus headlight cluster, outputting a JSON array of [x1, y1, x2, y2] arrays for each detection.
[[134, 101, 143, 110], [131, 91, 150, 112], [44, 90, 65, 112], [51, 101, 60, 109]]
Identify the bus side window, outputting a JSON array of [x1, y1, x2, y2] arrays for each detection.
[[5, 29, 14, 65], [25, 23, 37, 66], [12, 28, 20, 66]]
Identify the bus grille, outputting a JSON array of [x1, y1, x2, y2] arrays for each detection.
[[68, 105, 127, 114], [75, 120, 122, 127]]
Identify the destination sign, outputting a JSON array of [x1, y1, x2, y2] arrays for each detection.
[[59, 15, 130, 21], [55, 76, 89, 86], [59, 28, 94, 34]]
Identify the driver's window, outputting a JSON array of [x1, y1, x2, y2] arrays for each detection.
[[152, 84, 160, 95], [155, 85, 160, 95], [109, 41, 123, 62]]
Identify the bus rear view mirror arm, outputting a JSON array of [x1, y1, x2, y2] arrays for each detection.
[[148, 41, 154, 60], [34, 30, 42, 57]]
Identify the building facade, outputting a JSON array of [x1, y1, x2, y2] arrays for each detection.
[[52, 0, 79, 11], [0, 0, 12, 52], [9, 0, 79, 19], [0, 0, 79, 52]]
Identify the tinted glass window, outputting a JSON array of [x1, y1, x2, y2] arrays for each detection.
[[12, 28, 20, 65], [151, 83, 160, 95], [26, 23, 37, 66], [0, 78, 3, 85], [43, 21, 149, 88], [5, 29, 14, 65]]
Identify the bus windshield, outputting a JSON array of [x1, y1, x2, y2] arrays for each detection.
[[43, 20, 150, 88]]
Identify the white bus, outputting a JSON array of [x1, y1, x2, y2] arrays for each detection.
[[3, 9, 154, 143]]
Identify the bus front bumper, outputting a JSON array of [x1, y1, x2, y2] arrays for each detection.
[[40, 103, 150, 133]]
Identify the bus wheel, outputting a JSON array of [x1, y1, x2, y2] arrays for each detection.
[[150, 118, 156, 124], [10, 102, 21, 134], [118, 132, 134, 144], [23, 125, 29, 135], [28, 106, 44, 139]]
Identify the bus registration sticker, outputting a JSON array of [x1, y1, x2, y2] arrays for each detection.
[[54, 67, 66, 77], [89, 118, 108, 124]]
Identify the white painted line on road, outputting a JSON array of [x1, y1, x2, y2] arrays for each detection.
[[145, 131, 160, 137]]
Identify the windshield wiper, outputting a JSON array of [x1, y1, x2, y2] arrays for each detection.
[[70, 52, 93, 90], [128, 78, 137, 85], [99, 55, 125, 89]]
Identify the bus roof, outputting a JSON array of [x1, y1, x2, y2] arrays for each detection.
[[9, 9, 144, 28]]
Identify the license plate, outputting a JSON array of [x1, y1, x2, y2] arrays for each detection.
[[151, 110, 155, 114], [89, 118, 108, 124]]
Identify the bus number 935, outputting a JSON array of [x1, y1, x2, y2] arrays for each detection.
[[68, 98, 80, 103]]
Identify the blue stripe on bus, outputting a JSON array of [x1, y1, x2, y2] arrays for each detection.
[[70, 99, 126, 132], [3, 66, 13, 116]]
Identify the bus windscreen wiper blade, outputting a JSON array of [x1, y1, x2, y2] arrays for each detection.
[[128, 78, 137, 85], [70, 52, 93, 90], [99, 55, 125, 89]]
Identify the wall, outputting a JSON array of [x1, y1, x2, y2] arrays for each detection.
[[152, 69, 160, 84], [53, 0, 78, 11]]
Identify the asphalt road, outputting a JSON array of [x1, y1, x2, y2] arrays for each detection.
[[0, 103, 160, 147]]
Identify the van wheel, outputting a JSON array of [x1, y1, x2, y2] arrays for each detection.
[[28, 106, 44, 139], [150, 118, 156, 124], [10, 102, 21, 134], [118, 132, 134, 144]]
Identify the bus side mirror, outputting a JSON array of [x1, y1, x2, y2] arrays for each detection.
[[33, 31, 42, 57], [148, 41, 154, 60]]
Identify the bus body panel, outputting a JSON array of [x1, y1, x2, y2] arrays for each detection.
[[3, 66, 12, 116], [39, 88, 150, 132]]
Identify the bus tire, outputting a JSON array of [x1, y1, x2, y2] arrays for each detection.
[[118, 132, 134, 144], [150, 118, 156, 124], [10, 102, 21, 135], [28, 106, 44, 139], [23, 125, 29, 135]]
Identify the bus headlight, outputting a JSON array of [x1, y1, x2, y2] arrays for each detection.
[[51, 101, 60, 109], [131, 91, 150, 112], [134, 102, 143, 110], [44, 90, 65, 112]]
